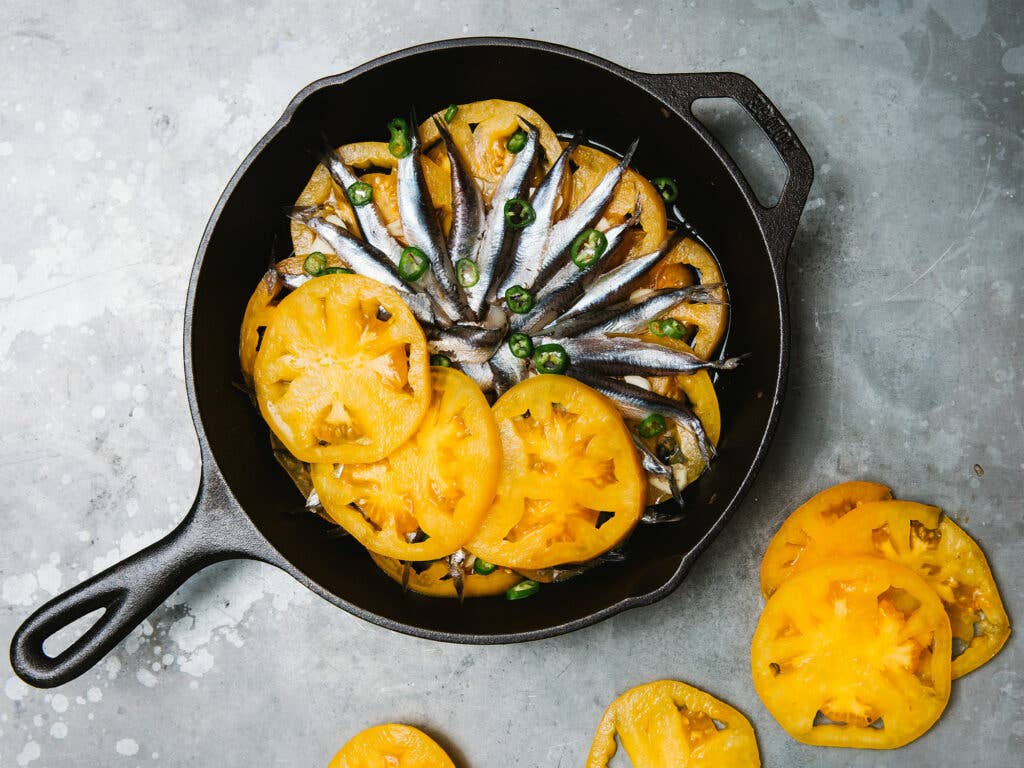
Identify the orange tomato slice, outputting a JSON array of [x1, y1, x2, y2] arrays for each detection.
[[751, 557, 952, 749], [586, 680, 761, 768], [327, 724, 455, 768], [467, 375, 645, 569], [312, 366, 500, 561], [254, 274, 430, 464]]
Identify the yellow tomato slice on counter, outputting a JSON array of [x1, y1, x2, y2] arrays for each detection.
[[254, 274, 430, 464], [312, 366, 500, 561], [586, 680, 761, 768], [327, 724, 455, 768], [467, 375, 645, 570], [239, 255, 346, 387], [751, 557, 952, 750], [418, 99, 564, 203], [368, 552, 522, 599], [762, 497, 1010, 678], [643, 237, 729, 360], [568, 144, 668, 263], [759, 480, 895, 597]]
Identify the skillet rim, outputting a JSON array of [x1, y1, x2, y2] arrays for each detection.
[[184, 36, 801, 644]]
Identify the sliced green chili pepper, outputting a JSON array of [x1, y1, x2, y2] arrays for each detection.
[[506, 128, 527, 153], [652, 176, 679, 203], [430, 354, 452, 367], [456, 258, 480, 288], [508, 332, 534, 359], [398, 246, 429, 281], [533, 343, 569, 375], [570, 229, 608, 269], [388, 117, 411, 159], [503, 198, 536, 229], [638, 413, 667, 439], [648, 319, 666, 337], [443, 104, 459, 123], [303, 252, 327, 276], [504, 285, 534, 314], [658, 317, 689, 340], [346, 181, 373, 207], [473, 558, 497, 576], [318, 267, 354, 276], [506, 580, 540, 600]]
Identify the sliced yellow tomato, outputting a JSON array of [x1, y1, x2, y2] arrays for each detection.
[[418, 99, 564, 203], [586, 680, 761, 768], [751, 557, 952, 749], [239, 255, 345, 386], [568, 145, 668, 263], [467, 375, 645, 570], [291, 141, 451, 255], [254, 274, 430, 464], [328, 724, 455, 768], [760, 480, 895, 597], [643, 237, 728, 360], [762, 497, 1010, 678], [312, 367, 499, 561], [368, 552, 521, 599]]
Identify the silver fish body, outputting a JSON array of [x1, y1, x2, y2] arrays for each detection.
[[319, 145, 405, 264], [434, 118, 486, 270], [530, 138, 638, 290], [492, 133, 582, 300], [488, 343, 528, 396], [632, 435, 684, 508], [558, 245, 668, 322], [467, 120, 539, 319], [546, 284, 724, 338], [551, 334, 742, 378], [396, 116, 470, 320], [425, 319, 507, 364]]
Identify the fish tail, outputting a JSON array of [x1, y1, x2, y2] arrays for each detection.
[[285, 204, 321, 224], [710, 353, 748, 371]]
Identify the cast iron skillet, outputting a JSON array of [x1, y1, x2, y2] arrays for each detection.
[[11, 38, 812, 688]]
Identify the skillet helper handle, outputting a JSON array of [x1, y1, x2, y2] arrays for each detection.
[[649, 71, 814, 265], [10, 470, 264, 688]]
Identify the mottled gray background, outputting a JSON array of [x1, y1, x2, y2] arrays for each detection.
[[1, 1, 1021, 766]]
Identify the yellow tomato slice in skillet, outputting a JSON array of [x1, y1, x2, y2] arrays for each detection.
[[751, 557, 952, 750], [762, 497, 1010, 678], [368, 552, 522, 599], [586, 680, 761, 768], [328, 723, 455, 768], [253, 273, 430, 464], [467, 375, 645, 570], [311, 366, 500, 561]]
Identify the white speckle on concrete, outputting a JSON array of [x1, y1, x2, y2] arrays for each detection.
[[1002, 45, 1024, 74], [32, 714, 44, 727], [5, 676, 29, 701], [136, 668, 158, 688], [50, 722, 68, 739], [86, 686, 103, 703], [179, 647, 215, 678], [0, 141, 13, 156], [3, 573, 38, 605], [16, 739, 41, 766], [50, 693, 68, 713], [115, 738, 139, 757], [36, 557, 62, 595], [105, 655, 122, 680], [90, 405, 106, 419]]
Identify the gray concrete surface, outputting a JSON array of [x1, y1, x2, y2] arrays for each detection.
[[1, 1, 1021, 766]]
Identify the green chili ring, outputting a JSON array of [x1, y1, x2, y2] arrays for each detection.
[[456, 258, 480, 288], [652, 176, 679, 203], [504, 285, 535, 314], [506, 580, 540, 600], [302, 252, 327, 276], [637, 413, 667, 439], [472, 558, 497, 576], [570, 229, 608, 269], [388, 117, 411, 159], [318, 267, 354, 276], [346, 180, 373, 207], [533, 343, 569, 375], [503, 198, 536, 230], [506, 128, 527, 153], [430, 354, 452, 368], [508, 332, 534, 359], [398, 246, 429, 281], [443, 104, 459, 123]]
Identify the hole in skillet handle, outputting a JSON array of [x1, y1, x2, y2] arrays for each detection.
[[644, 71, 814, 267]]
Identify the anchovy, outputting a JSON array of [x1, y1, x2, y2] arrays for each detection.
[[447, 549, 467, 602], [488, 344, 528, 396], [632, 435, 683, 508], [433, 118, 486, 272], [550, 335, 743, 378], [565, 368, 714, 464], [319, 142, 404, 263], [558, 244, 669, 322], [530, 139, 639, 290], [425, 320, 506, 364], [492, 132, 583, 300], [641, 506, 686, 524], [545, 284, 724, 338], [396, 112, 469, 320], [519, 548, 628, 583], [511, 214, 640, 334], [286, 208, 440, 326], [459, 361, 495, 393], [468, 119, 539, 320]]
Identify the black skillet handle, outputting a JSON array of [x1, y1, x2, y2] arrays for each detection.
[[9, 466, 269, 688], [644, 71, 814, 266]]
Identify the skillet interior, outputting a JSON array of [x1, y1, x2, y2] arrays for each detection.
[[189, 43, 785, 640]]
